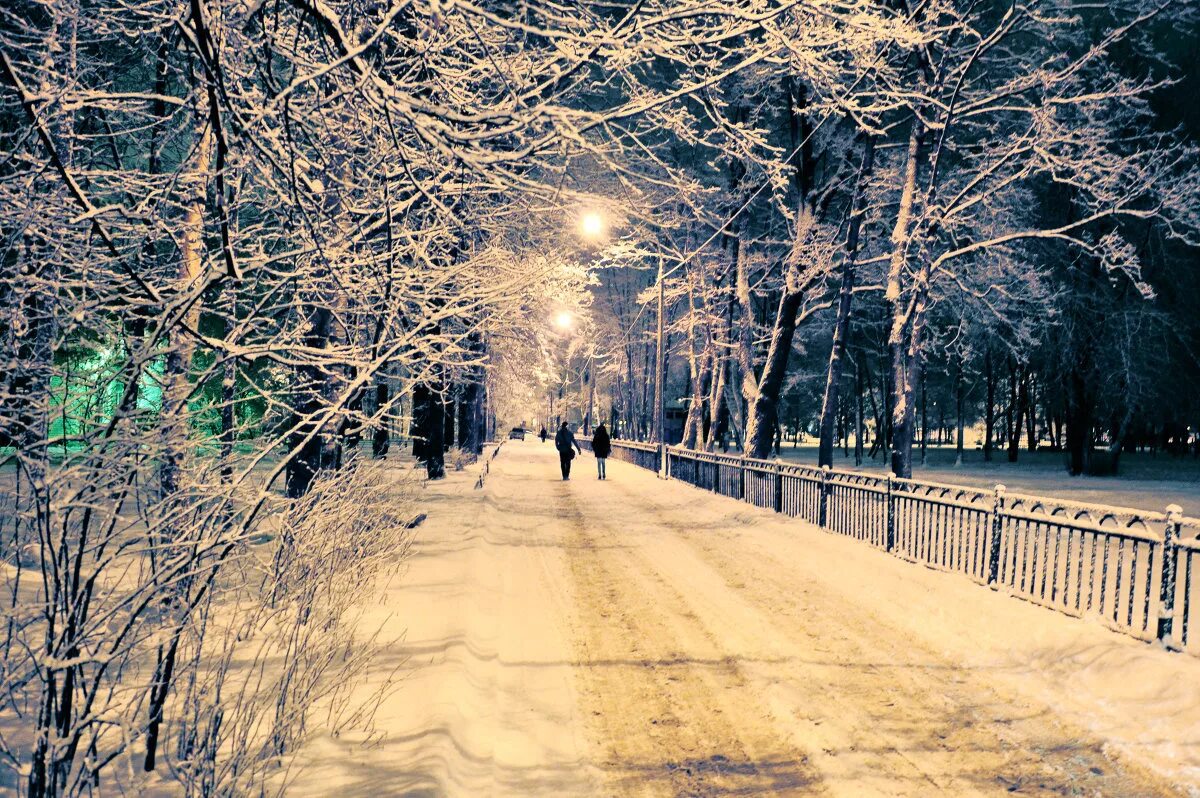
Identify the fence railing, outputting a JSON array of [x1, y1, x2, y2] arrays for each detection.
[[591, 440, 1199, 656], [473, 440, 503, 489], [578, 435, 661, 472]]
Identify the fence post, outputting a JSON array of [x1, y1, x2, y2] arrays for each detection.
[[818, 465, 831, 528], [739, 456, 747, 502], [1157, 504, 1182, 648], [885, 474, 895, 552], [987, 484, 1006, 586], [774, 464, 784, 514]]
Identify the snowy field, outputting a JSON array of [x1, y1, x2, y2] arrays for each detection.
[[283, 440, 1200, 797], [778, 445, 1200, 516]]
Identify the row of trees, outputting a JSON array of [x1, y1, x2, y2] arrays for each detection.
[[0, 0, 683, 792], [570, 0, 1200, 479], [2, 0, 1198, 793]]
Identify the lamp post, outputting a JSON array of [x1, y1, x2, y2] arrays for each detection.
[[586, 350, 596, 436], [573, 210, 607, 435], [552, 309, 598, 435], [654, 256, 666, 477], [573, 208, 664, 471]]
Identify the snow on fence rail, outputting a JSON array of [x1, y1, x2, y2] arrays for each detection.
[[579, 435, 660, 471], [580, 438, 1200, 656], [473, 440, 504, 489]]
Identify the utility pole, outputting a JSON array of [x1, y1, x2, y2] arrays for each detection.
[[654, 256, 667, 477], [585, 348, 596, 435]]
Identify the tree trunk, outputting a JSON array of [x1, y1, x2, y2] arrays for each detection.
[[624, 344, 635, 438], [413, 382, 445, 479], [640, 342, 652, 440], [817, 137, 875, 467], [457, 389, 470, 448], [219, 326, 236, 480], [159, 92, 213, 500], [653, 260, 666, 446], [745, 287, 805, 459], [860, 354, 883, 459], [983, 349, 995, 463], [734, 237, 759, 421], [955, 354, 965, 467], [445, 391, 457, 453], [854, 359, 864, 466], [466, 378, 485, 454], [1025, 374, 1037, 452], [1005, 358, 1017, 461], [372, 379, 390, 457], [705, 337, 727, 451], [681, 270, 709, 449], [585, 355, 596, 435], [920, 369, 928, 467], [1008, 362, 1029, 462], [885, 119, 925, 479], [1065, 363, 1091, 476]]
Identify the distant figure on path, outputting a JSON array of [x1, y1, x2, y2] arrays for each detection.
[[555, 421, 582, 480], [592, 423, 612, 480], [539, 426, 548, 443]]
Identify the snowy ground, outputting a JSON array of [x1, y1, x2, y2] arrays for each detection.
[[779, 445, 1200, 515], [283, 440, 1200, 796]]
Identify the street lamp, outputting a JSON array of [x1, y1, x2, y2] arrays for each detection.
[[551, 310, 600, 435], [654, 256, 665, 476], [579, 210, 605, 240]]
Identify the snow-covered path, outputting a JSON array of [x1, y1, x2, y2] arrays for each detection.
[[286, 440, 1200, 796]]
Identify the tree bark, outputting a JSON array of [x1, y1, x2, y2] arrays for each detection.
[[413, 382, 445, 479], [372, 379, 390, 457], [745, 287, 805, 459], [1008, 362, 1028, 462], [285, 304, 332, 498], [159, 88, 213, 500], [854, 358, 864, 466], [817, 137, 875, 467], [983, 349, 995, 463], [1025, 373, 1037, 452], [734, 237, 759, 420], [920, 369, 928, 467], [885, 119, 925, 478], [1065, 364, 1090, 476], [955, 354, 966, 467], [705, 324, 728, 452]]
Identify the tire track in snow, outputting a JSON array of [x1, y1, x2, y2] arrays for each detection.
[[551, 474, 825, 796], [600, 474, 1181, 796]]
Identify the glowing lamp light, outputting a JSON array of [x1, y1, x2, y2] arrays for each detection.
[[579, 211, 605, 239], [554, 311, 573, 330]]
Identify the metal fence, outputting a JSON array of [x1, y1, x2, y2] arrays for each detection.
[[590, 440, 1199, 656], [578, 435, 661, 471]]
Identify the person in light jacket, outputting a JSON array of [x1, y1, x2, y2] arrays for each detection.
[[554, 421, 582, 480], [591, 423, 612, 480]]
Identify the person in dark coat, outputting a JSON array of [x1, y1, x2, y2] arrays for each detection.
[[591, 423, 612, 480], [554, 421, 582, 480], [539, 426, 548, 443]]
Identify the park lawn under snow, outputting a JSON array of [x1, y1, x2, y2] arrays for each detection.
[[282, 441, 1200, 797]]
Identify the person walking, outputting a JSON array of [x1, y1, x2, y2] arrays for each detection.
[[539, 426, 548, 443], [592, 422, 612, 480], [554, 421, 582, 480]]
